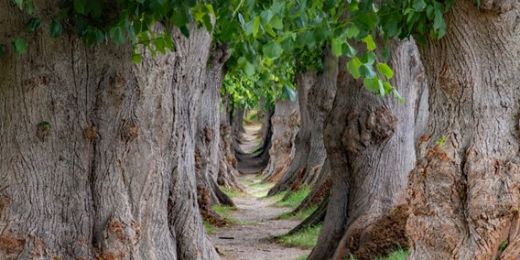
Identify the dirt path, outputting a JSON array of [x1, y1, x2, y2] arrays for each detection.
[[210, 121, 309, 260], [210, 175, 310, 260]]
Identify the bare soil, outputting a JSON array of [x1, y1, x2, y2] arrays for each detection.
[[209, 175, 310, 260], [210, 122, 309, 260]]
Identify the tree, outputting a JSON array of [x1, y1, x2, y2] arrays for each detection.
[[310, 39, 426, 259], [268, 50, 338, 196], [262, 100, 300, 182], [0, 1, 218, 258], [407, 1, 520, 258]]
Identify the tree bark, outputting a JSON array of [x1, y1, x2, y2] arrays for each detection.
[[195, 46, 235, 226], [0, 3, 217, 259], [310, 39, 425, 260], [291, 159, 332, 214], [407, 1, 520, 259], [262, 100, 300, 182], [268, 50, 337, 196]]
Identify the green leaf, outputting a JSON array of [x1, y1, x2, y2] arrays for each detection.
[[342, 42, 357, 57], [331, 37, 343, 57], [244, 61, 255, 76], [362, 35, 376, 51], [73, 0, 87, 14], [202, 14, 213, 31], [345, 25, 359, 38], [363, 77, 383, 94], [262, 41, 283, 59], [12, 38, 27, 55], [26, 17, 41, 32], [413, 0, 426, 11], [172, 11, 188, 27], [132, 52, 142, 63], [252, 16, 261, 37], [50, 19, 63, 38], [383, 81, 393, 93], [359, 64, 376, 78], [377, 63, 394, 79], [270, 16, 283, 30], [14, 0, 23, 9], [109, 26, 125, 45], [346, 57, 362, 79], [361, 52, 376, 65]]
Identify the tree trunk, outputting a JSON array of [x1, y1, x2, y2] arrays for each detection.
[[0, 3, 217, 259], [407, 1, 520, 259], [195, 46, 234, 226], [217, 107, 243, 190], [310, 39, 425, 260], [262, 100, 300, 182], [291, 159, 332, 214], [268, 50, 337, 196]]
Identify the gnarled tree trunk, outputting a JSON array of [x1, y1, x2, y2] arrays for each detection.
[[268, 50, 337, 196], [407, 1, 520, 259], [0, 3, 217, 259], [262, 100, 300, 182], [310, 39, 425, 260], [195, 46, 234, 226]]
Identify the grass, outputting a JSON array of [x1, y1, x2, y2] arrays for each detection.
[[294, 256, 308, 260], [277, 224, 321, 249], [220, 186, 245, 198], [203, 220, 216, 235], [212, 204, 237, 223], [278, 206, 317, 221], [379, 249, 408, 260], [274, 186, 311, 209], [244, 176, 274, 198]]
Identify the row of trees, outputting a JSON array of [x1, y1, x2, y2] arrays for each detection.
[[0, 0, 518, 259]]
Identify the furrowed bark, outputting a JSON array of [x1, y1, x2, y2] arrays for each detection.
[[311, 39, 425, 260], [268, 50, 337, 196], [407, 1, 520, 259], [0, 2, 217, 259], [262, 100, 300, 182], [195, 46, 234, 226]]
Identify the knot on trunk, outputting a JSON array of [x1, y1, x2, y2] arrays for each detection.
[[337, 204, 409, 260], [0, 233, 25, 259], [121, 121, 139, 143], [342, 107, 397, 155], [36, 121, 52, 142], [204, 127, 214, 143], [84, 126, 97, 141], [98, 218, 141, 259], [197, 186, 227, 227], [0, 194, 11, 214]]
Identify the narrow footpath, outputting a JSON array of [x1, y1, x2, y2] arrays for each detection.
[[209, 175, 310, 260], [210, 121, 309, 260]]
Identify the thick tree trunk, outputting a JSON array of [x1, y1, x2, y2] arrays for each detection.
[[268, 50, 337, 196], [195, 47, 234, 226], [0, 3, 217, 259], [262, 100, 300, 182], [407, 1, 520, 259], [217, 113, 243, 190], [310, 39, 425, 260]]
